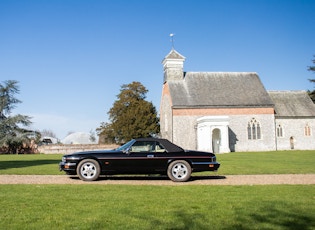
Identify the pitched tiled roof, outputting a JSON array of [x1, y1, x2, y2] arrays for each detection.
[[268, 91, 315, 117], [168, 72, 274, 108]]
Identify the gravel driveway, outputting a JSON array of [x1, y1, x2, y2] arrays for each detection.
[[1, 174, 315, 185]]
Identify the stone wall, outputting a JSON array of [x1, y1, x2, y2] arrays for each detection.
[[275, 118, 315, 150], [171, 113, 277, 152], [37, 144, 119, 154]]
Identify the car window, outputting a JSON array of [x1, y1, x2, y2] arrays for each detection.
[[131, 141, 155, 152], [115, 139, 135, 151], [154, 142, 166, 153]]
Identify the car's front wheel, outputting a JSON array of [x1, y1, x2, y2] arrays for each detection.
[[77, 159, 100, 181], [167, 160, 191, 182]]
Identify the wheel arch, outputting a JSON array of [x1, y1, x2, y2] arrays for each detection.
[[167, 159, 193, 168], [76, 157, 102, 170]]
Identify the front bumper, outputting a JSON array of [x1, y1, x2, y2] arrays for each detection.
[[59, 162, 77, 172]]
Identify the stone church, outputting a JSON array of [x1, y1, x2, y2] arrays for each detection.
[[160, 49, 315, 152]]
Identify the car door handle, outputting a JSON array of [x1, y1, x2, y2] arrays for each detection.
[[147, 155, 154, 158]]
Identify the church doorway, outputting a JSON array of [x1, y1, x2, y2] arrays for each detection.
[[290, 136, 295, 149], [196, 116, 230, 153], [212, 128, 221, 153]]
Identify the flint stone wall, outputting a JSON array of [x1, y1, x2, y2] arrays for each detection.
[[38, 144, 119, 154]]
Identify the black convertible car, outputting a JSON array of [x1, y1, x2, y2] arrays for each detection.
[[59, 138, 220, 182]]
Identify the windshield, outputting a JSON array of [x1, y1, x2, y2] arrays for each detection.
[[115, 139, 136, 151]]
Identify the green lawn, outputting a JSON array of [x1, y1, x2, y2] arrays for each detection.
[[0, 184, 314, 229], [216, 150, 315, 175], [0, 154, 63, 175], [0, 151, 314, 229], [0, 150, 314, 175]]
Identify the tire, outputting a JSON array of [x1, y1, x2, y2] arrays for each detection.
[[76, 159, 100, 181], [167, 160, 191, 182]]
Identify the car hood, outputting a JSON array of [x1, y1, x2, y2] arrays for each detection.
[[64, 149, 122, 157]]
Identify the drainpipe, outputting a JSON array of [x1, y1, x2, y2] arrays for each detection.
[[274, 119, 278, 151]]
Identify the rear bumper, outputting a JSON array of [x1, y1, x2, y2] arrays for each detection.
[[192, 162, 220, 172]]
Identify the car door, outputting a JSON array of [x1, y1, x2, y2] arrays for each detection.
[[112, 141, 168, 173]]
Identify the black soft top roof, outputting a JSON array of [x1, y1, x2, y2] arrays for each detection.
[[134, 138, 184, 152]]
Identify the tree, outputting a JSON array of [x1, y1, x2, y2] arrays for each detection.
[[308, 55, 315, 103], [98, 81, 160, 144], [41, 129, 57, 138], [97, 122, 116, 144], [0, 80, 32, 153], [89, 129, 96, 143]]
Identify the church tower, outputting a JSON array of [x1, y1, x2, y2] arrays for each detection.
[[162, 49, 186, 83]]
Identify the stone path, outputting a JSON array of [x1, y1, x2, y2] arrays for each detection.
[[0, 174, 315, 185]]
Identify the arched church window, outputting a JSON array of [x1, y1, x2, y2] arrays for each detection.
[[247, 118, 261, 140], [277, 124, 283, 137], [257, 123, 261, 139], [304, 124, 311, 136], [247, 123, 252, 139]]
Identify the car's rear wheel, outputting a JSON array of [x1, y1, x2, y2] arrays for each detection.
[[77, 159, 100, 181], [167, 160, 191, 182]]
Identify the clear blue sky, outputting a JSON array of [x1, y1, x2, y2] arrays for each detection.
[[1, 0, 315, 140]]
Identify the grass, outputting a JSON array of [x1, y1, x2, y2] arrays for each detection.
[[216, 150, 315, 175], [0, 184, 314, 229], [0, 150, 315, 175], [0, 151, 314, 229], [0, 154, 63, 175]]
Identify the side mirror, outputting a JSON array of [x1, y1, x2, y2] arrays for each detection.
[[124, 147, 131, 154]]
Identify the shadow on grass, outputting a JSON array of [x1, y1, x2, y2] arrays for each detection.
[[135, 202, 314, 230], [0, 160, 60, 170], [230, 202, 315, 230], [69, 174, 227, 181]]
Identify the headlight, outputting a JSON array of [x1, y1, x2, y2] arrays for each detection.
[[62, 157, 66, 162]]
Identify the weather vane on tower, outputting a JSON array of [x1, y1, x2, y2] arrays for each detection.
[[170, 33, 175, 49]]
